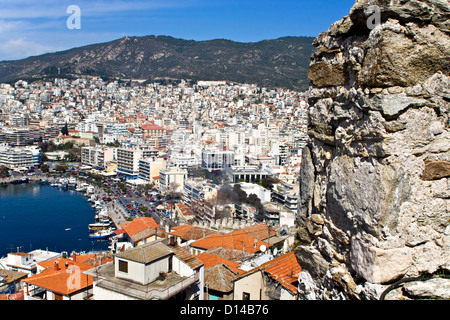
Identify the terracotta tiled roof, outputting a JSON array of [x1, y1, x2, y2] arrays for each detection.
[[22, 254, 112, 296], [196, 252, 241, 274], [130, 227, 166, 244], [204, 247, 253, 263], [191, 229, 271, 254], [175, 203, 194, 216], [262, 252, 301, 293], [169, 224, 222, 242], [238, 252, 301, 294], [121, 217, 160, 237], [235, 223, 277, 241]]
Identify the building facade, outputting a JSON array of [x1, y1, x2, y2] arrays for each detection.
[[0, 146, 41, 169], [117, 147, 142, 177], [159, 167, 188, 194]]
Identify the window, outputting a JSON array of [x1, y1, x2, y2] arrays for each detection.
[[168, 256, 173, 273], [118, 260, 128, 273]]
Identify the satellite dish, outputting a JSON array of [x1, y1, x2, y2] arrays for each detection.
[[259, 245, 266, 252], [273, 248, 278, 256]]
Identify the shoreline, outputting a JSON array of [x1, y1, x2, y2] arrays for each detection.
[[1, 174, 128, 255], [1, 174, 127, 230]]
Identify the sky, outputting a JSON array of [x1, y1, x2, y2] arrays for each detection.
[[0, 0, 356, 61]]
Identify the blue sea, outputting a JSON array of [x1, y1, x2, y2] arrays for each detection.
[[0, 182, 110, 257]]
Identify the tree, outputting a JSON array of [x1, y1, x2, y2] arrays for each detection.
[[40, 164, 49, 173], [61, 122, 69, 136], [55, 164, 68, 173], [168, 181, 180, 199], [0, 165, 9, 178]]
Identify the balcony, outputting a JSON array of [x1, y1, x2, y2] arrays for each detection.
[[85, 262, 200, 300]]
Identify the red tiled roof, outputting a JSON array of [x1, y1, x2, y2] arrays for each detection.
[[196, 252, 241, 274], [191, 229, 271, 254], [175, 202, 194, 216], [121, 217, 159, 237], [262, 252, 301, 293], [22, 254, 112, 296], [233, 223, 277, 241], [169, 224, 222, 241], [238, 252, 301, 294]]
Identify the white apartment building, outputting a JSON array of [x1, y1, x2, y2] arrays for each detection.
[[271, 181, 299, 211], [183, 178, 219, 205], [238, 182, 272, 203], [117, 147, 143, 177], [169, 149, 200, 168], [77, 121, 99, 134], [0, 146, 41, 169], [81, 147, 114, 170], [201, 149, 235, 171], [139, 158, 166, 183], [159, 167, 188, 194]]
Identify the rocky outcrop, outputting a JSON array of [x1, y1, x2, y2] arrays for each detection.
[[296, 0, 450, 300]]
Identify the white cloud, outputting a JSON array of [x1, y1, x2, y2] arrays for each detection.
[[0, 0, 193, 19], [0, 39, 55, 61], [0, 19, 24, 33], [0, 0, 201, 60]]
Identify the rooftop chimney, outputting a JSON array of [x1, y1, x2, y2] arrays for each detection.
[[54, 261, 59, 271], [72, 253, 77, 262]]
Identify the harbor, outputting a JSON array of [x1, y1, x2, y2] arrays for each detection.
[[0, 176, 125, 257], [1, 174, 127, 231]]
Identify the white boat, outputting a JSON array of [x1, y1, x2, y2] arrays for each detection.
[[68, 178, 77, 189], [95, 207, 109, 220], [86, 185, 95, 194], [88, 221, 112, 231], [76, 183, 88, 192], [89, 228, 115, 239], [93, 201, 103, 209]]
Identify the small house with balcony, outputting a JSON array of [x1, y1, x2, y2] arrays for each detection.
[[84, 240, 204, 300]]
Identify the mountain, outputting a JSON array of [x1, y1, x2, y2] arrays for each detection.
[[0, 35, 315, 91]]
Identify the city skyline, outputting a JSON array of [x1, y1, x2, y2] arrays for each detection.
[[0, 0, 355, 61]]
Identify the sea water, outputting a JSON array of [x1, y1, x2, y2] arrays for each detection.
[[0, 182, 109, 257]]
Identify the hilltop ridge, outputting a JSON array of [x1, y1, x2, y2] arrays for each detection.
[[0, 35, 314, 91]]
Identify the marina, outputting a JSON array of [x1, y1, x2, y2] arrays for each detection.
[[0, 179, 115, 257]]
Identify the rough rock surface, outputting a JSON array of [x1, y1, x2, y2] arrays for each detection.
[[296, 0, 450, 300]]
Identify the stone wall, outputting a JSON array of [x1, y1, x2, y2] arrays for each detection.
[[295, 0, 450, 299]]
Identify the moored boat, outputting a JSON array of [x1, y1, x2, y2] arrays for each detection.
[[88, 228, 115, 239], [76, 183, 88, 192], [68, 178, 77, 189], [11, 177, 29, 184], [85, 185, 95, 194], [88, 221, 112, 231], [93, 201, 103, 209]]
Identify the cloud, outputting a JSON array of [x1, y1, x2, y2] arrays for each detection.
[[0, 0, 193, 19], [0, 39, 55, 61], [0, 19, 24, 33]]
